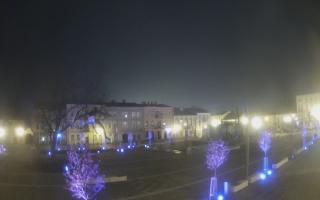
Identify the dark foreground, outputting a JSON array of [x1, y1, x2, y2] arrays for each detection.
[[0, 135, 309, 200]]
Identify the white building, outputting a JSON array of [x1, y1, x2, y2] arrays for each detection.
[[66, 102, 174, 148], [173, 108, 211, 138], [296, 93, 320, 129]]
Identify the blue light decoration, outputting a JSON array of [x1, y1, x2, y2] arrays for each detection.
[[57, 133, 62, 139], [102, 146, 106, 151], [302, 127, 307, 150], [97, 150, 100, 154], [267, 170, 272, 175], [57, 147, 61, 151], [223, 182, 229, 195], [258, 131, 272, 171], [87, 116, 95, 124], [206, 140, 229, 199], [0, 144, 6, 154], [64, 165, 69, 173], [48, 151, 52, 157], [209, 177, 217, 199], [260, 173, 266, 180], [116, 148, 125, 153], [144, 144, 150, 149], [217, 194, 224, 200]]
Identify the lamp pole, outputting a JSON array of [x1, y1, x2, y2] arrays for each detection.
[[240, 116, 250, 182]]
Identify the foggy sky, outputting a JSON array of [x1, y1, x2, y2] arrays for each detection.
[[1, 0, 320, 117]]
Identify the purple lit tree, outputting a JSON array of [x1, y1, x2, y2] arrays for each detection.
[[302, 127, 307, 149], [0, 144, 6, 154], [258, 131, 271, 156], [64, 150, 105, 200], [258, 131, 272, 171], [206, 140, 229, 198]]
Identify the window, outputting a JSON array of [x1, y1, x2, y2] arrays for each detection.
[[71, 135, 75, 143]]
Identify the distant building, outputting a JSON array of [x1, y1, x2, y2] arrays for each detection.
[[66, 102, 174, 148], [173, 107, 211, 139], [296, 93, 320, 129], [261, 113, 298, 134]]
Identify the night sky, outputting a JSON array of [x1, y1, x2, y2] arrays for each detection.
[[1, 0, 320, 117]]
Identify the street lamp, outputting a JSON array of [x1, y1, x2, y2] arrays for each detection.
[[211, 119, 221, 128], [0, 127, 6, 138], [311, 105, 320, 122], [251, 116, 263, 130], [95, 127, 104, 135], [240, 115, 250, 182], [15, 127, 25, 137], [240, 116, 249, 126], [283, 115, 292, 124]]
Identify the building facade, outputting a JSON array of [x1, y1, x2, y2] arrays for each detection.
[[296, 93, 320, 129], [173, 112, 211, 139], [65, 102, 174, 148]]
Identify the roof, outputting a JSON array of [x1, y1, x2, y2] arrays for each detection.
[[174, 107, 208, 115]]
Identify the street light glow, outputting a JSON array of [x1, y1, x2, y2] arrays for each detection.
[[211, 119, 221, 128], [95, 127, 104, 135], [311, 105, 320, 121], [240, 116, 249, 126], [0, 127, 6, 138], [15, 127, 25, 137], [283, 115, 292, 123], [173, 124, 182, 133], [251, 116, 263, 130]]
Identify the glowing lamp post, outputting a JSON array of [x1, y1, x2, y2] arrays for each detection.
[[258, 131, 272, 173], [206, 140, 229, 199], [251, 116, 263, 130], [211, 119, 221, 128], [0, 127, 6, 139], [15, 127, 25, 137]]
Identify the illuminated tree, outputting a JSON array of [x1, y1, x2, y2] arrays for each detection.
[[206, 140, 229, 176], [258, 131, 271, 156], [64, 150, 105, 200], [0, 144, 6, 154]]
